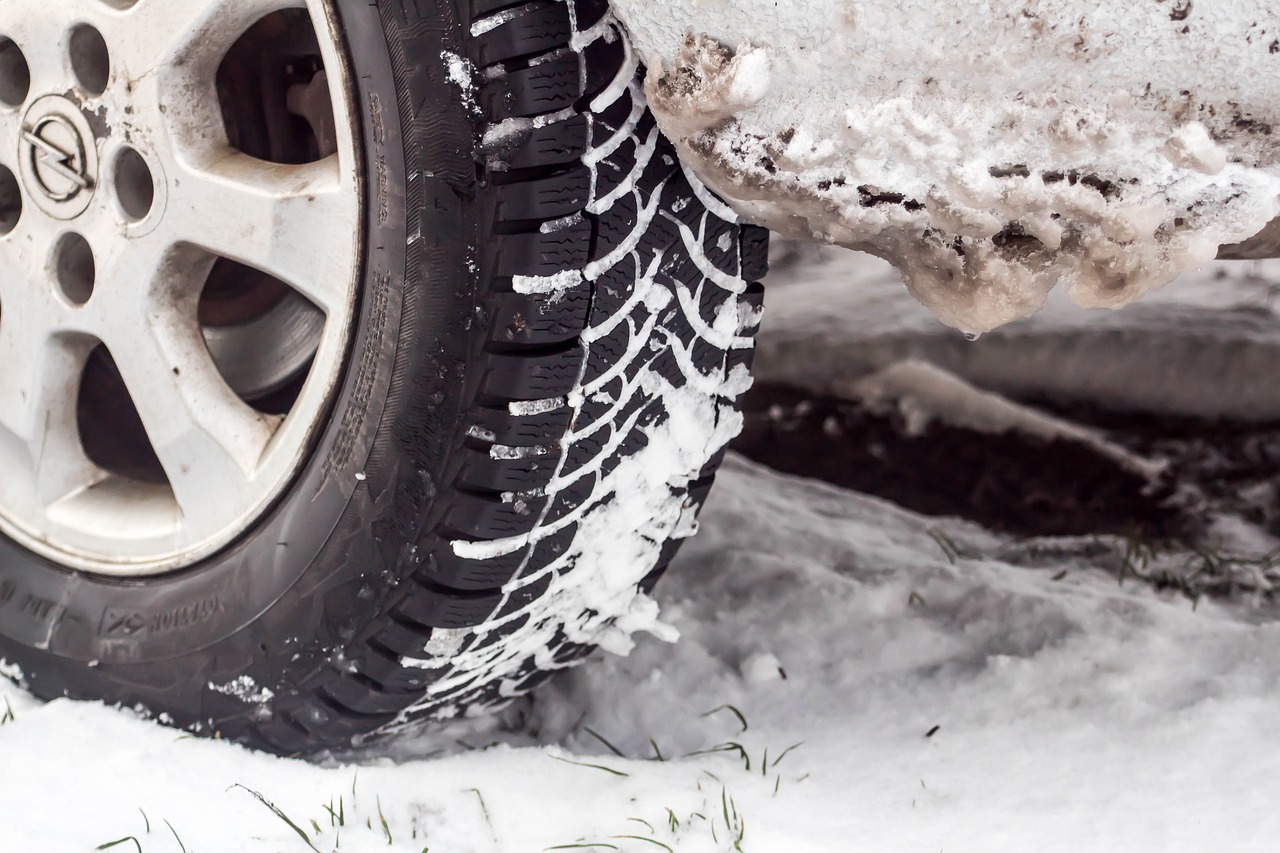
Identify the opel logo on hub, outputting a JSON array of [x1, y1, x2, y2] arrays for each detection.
[[17, 95, 100, 220], [22, 115, 92, 202]]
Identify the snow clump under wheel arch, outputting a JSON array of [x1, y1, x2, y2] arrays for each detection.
[[614, 0, 1280, 335]]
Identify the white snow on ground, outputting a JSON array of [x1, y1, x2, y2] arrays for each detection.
[[6, 247, 1280, 851], [612, 0, 1280, 334]]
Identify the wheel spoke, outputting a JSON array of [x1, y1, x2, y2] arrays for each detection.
[[0, 270, 71, 445], [164, 153, 356, 315], [107, 0, 306, 79], [0, 315, 100, 505], [100, 309, 280, 534], [0, 191, 103, 507], [28, 343, 103, 506]]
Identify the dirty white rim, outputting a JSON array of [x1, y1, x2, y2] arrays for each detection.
[[0, 0, 361, 576]]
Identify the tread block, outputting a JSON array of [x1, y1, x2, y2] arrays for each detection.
[[488, 288, 590, 347], [593, 134, 638, 201], [444, 491, 549, 539], [491, 219, 591, 277], [725, 345, 756, 380], [423, 539, 528, 590], [587, 254, 639, 317], [372, 617, 436, 657], [741, 225, 771, 281], [664, 176, 706, 229], [470, 0, 532, 17], [353, 641, 441, 689], [481, 52, 582, 121], [395, 584, 505, 630], [573, 0, 611, 30], [540, 471, 597, 524], [456, 444, 559, 492], [701, 216, 740, 276], [581, 36, 627, 101], [494, 166, 591, 222], [469, 3, 572, 67], [498, 114, 590, 170], [579, 316, 631, 386], [518, 520, 577, 575], [421, 523, 576, 590], [689, 336, 725, 374], [592, 87, 636, 145], [697, 276, 734, 323], [649, 348, 689, 390], [686, 476, 717, 514], [634, 148, 674, 203], [659, 251, 697, 289], [559, 393, 654, 475], [465, 613, 532, 652], [253, 718, 314, 755], [281, 694, 382, 736], [738, 280, 765, 336], [481, 348, 585, 401], [323, 676, 420, 716], [495, 571, 552, 617], [468, 401, 573, 446], [592, 193, 639, 260]]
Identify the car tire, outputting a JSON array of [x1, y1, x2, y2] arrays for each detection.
[[0, 0, 768, 754]]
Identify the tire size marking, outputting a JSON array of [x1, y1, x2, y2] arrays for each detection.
[[369, 92, 390, 227], [324, 268, 393, 479], [0, 584, 67, 628], [96, 597, 223, 641]]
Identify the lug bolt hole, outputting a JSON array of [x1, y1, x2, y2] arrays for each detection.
[[54, 232, 95, 305], [114, 147, 154, 222], [0, 165, 19, 234], [0, 38, 30, 107], [69, 25, 110, 96]]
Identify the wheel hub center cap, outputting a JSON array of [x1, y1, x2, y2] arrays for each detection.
[[19, 95, 99, 219]]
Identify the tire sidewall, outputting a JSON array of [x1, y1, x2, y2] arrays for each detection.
[[0, 0, 462, 675]]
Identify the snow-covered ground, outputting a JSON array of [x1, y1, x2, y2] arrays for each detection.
[[5, 246, 1280, 852]]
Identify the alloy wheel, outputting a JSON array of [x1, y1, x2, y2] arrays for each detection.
[[0, 0, 361, 576]]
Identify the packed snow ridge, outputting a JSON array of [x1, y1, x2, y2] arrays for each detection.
[[613, 0, 1280, 334]]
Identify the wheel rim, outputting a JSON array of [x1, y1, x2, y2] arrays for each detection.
[[0, 0, 361, 576]]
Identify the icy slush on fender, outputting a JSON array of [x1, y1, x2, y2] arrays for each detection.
[[614, 0, 1280, 334]]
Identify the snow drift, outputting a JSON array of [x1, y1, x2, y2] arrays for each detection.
[[613, 0, 1280, 334], [6, 451, 1280, 851]]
